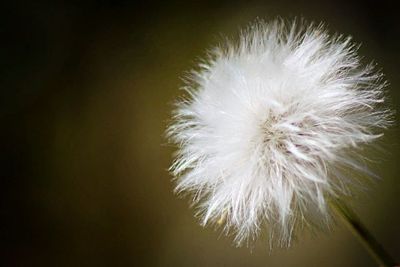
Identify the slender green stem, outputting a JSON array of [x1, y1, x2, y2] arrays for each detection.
[[330, 200, 397, 267]]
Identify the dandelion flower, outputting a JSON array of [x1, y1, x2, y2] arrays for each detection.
[[167, 19, 391, 247]]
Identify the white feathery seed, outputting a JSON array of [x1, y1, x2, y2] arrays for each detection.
[[167, 19, 391, 247]]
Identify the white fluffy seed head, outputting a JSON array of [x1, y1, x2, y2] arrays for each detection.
[[167, 19, 391, 247]]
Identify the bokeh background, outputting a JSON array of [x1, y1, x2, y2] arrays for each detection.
[[1, 0, 399, 266]]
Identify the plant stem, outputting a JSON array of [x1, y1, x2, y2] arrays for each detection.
[[330, 201, 397, 267]]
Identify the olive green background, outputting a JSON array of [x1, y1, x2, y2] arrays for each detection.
[[1, 1, 399, 266]]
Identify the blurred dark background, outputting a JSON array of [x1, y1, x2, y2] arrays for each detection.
[[1, 0, 399, 266]]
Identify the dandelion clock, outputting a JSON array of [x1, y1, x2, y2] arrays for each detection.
[[167, 19, 397, 266]]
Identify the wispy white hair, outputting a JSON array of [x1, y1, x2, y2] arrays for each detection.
[[167, 19, 391, 247]]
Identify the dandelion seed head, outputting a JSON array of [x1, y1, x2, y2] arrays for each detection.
[[167, 19, 391, 247]]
